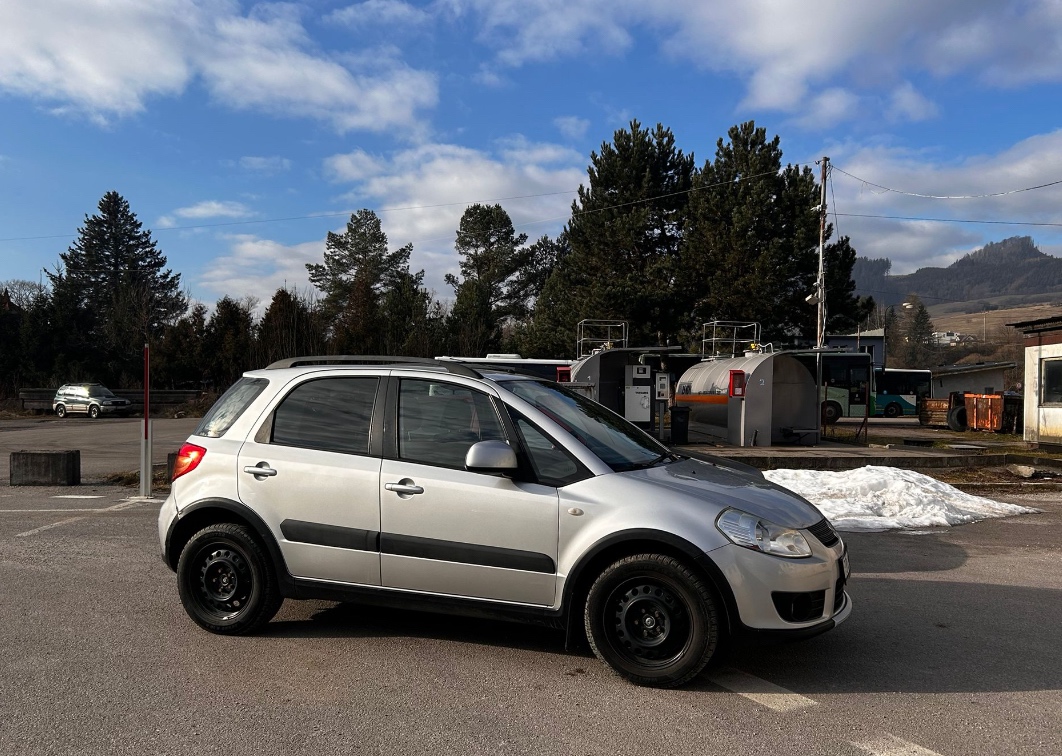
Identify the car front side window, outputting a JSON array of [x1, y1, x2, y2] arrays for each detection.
[[397, 379, 506, 469]]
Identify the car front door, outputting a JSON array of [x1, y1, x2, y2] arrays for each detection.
[[379, 377, 559, 606], [237, 375, 383, 586]]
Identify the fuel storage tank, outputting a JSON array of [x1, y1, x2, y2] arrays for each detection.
[[674, 353, 818, 446]]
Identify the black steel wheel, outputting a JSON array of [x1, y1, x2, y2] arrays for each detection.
[[177, 523, 282, 635], [585, 554, 719, 687], [55, 404, 67, 418], [883, 402, 902, 419], [88, 404, 100, 419]]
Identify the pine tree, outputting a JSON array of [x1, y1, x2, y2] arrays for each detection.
[[48, 191, 185, 384], [679, 122, 820, 344], [445, 204, 531, 356], [307, 209, 425, 355], [551, 121, 694, 348]]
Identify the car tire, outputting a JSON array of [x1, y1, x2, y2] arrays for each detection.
[[177, 523, 283, 635], [822, 401, 842, 425], [55, 404, 67, 418], [88, 404, 100, 419], [883, 402, 901, 419], [584, 553, 720, 688]]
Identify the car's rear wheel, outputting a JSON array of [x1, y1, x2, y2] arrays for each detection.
[[177, 523, 282, 635], [88, 404, 100, 419], [55, 404, 67, 418], [585, 554, 719, 687]]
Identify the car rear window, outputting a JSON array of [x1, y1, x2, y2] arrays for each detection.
[[194, 377, 269, 438]]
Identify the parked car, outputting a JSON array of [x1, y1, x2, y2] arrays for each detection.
[[52, 383, 132, 418], [159, 357, 850, 688]]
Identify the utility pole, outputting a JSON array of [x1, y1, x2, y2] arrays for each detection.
[[816, 156, 829, 349]]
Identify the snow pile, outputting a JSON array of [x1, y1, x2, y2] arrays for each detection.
[[763, 466, 1038, 532]]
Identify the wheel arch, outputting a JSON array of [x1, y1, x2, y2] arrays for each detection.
[[561, 529, 737, 650], [165, 497, 296, 597]]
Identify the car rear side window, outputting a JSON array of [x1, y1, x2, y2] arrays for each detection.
[[272, 377, 379, 455], [195, 377, 269, 438]]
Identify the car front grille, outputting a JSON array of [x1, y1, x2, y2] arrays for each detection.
[[807, 517, 839, 548]]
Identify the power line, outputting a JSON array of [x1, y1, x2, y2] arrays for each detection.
[[832, 166, 1062, 199], [836, 212, 1062, 228]]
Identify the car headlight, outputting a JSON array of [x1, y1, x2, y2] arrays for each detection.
[[716, 508, 812, 558]]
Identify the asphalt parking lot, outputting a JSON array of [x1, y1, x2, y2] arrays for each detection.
[[1, 420, 1061, 755]]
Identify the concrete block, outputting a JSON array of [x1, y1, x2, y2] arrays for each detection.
[[10, 450, 80, 486]]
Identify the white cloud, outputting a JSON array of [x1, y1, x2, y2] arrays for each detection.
[[237, 156, 292, 174], [826, 129, 1062, 274], [197, 234, 324, 307], [201, 7, 438, 133], [789, 88, 862, 129], [158, 200, 254, 228], [324, 137, 585, 292], [444, 1, 1062, 126], [554, 115, 590, 140], [324, 150, 387, 182], [0, 0, 438, 131], [329, 0, 432, 28], [0, 0, 199, 116], [887, 82, 939, 123]]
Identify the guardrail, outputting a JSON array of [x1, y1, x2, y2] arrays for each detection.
[[17, 388, 201, 413]]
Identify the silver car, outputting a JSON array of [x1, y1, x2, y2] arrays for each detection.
[[158, 357, 850, 687], [53, 383, 132, 418]]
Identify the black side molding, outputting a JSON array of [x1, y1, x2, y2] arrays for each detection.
[[381, 532, 556, 574], [281, 519, 379, 552]]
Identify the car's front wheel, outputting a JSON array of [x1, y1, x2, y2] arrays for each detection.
[[177, 523, 282, 635], [585, 553, 720, 687], [88, 404, 100, 419]]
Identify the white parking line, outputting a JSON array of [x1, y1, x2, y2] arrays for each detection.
[[706, 668, 818, 712], [14, 498, 158, 538], [51, 495, 105, 499], [850, 734, 944, 755]]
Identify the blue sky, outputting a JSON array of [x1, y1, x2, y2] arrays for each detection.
[[2, 0, 1062, 312]]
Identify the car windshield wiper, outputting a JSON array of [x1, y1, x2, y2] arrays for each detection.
[[619, 453, 676, 471]]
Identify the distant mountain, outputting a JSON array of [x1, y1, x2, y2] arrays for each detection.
[[853, 236, 1062, 310]]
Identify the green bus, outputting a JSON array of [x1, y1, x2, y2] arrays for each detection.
[[872, 367, 932, 418], [791, 351, 873, 424]]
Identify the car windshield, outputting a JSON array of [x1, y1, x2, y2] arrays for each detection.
[[87, 386, 115, 397], [498, 379, 670, 472]]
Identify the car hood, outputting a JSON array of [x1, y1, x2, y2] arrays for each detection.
[[617, 457, 823, 529]]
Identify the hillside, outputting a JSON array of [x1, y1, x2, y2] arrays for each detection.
[[853, 236, 1062, 311]]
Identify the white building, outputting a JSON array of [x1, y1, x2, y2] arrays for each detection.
[[1009, 315, 1062, 446]]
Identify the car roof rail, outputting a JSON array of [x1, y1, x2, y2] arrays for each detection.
[[264, 355, 483, 378]]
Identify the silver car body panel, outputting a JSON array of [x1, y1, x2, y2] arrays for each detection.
[[237, 438, 383, 585], [379, 456, 559, 606]]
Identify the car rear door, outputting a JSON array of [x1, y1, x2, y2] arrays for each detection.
[[237, 374, 384, 586], [378, 376, 559, 606]]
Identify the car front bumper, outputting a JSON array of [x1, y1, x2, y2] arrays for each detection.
[[707, 538, 850, 634]]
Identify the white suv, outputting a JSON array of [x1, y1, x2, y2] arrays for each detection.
[[159, 357, 850, 687]]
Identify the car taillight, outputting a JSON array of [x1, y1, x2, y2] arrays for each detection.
[[172, 443, 207, 481]]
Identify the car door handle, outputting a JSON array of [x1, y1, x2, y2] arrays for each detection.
[[243, 464, 278, 478], [385, 482, 424, 495]]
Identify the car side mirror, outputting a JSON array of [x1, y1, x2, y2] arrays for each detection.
[[465, 440, 518, 474]]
